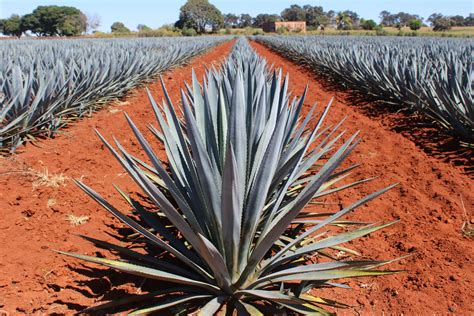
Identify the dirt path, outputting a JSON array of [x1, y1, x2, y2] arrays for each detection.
[[0, 40, 235, 314], [250, 41, 473, 315]]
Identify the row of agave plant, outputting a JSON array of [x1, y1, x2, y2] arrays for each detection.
[[254, 35, 474, 147], [59, 37, 400, 314], [0, 37, 228, 151]]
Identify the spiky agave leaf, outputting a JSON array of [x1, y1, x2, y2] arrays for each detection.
[[59, 38, 401, 314]]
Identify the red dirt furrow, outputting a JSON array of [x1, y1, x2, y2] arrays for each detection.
[[250, 40, 473, 315], [0, 40, 235, 314]]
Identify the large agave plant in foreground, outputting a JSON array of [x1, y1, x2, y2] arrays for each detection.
[[59, 39, 400, 314]]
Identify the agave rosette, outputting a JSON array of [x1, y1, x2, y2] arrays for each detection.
[[59, 38, 399, 315]]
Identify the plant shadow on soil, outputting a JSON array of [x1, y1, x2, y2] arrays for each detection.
[[58, 193, 191, 315], [58, 239, 179, 315]]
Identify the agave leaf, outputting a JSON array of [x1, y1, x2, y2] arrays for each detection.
[[237, 290, 306, 305], [129, 294, 213, 315], [55, 251, 220, 293], [278, 301, 334, 315], [234, 300, 264, 316], [252, 261, 382, 287], [256, 269, 397, 285], [197, 296, 227, 316], [80, 288, 185, 314], [78, 234, 195, 278], [221, 144, 242, 280]]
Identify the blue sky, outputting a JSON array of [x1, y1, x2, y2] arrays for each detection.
[[1, 0, 472, 32]]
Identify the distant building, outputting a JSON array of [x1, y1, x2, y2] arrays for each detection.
[[262, 21, 307, 33]]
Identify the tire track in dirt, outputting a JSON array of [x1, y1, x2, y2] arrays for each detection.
[[0, 40, 235, 314], [250, 40, 473, 315]]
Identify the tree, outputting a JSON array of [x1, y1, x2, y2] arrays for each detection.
[[252, 14, 280, 28], [427, 13, 453, 31], [465, 15, 474, 27], [86, 13, 101, 33], [224, 13, 239, 28], [137, 24, 152, 32], [59, 13, 87, 36], [379, 10, 393, 26], [380, 11, 422, 28], [111, 22, 131, 33], [408, 19, 422, 31], [326, 10, 336, 26], [303, 5, 329, 28], [20, 6, 86, 36], [361, 19, 377, 30], [0, 14, 23, 37], [280, 4, 330, 29], [450, 15, 466, 26], [239, 14, 253, 28], [336, 11, 357, 30], [433, 17, 453, 31], [175, 0, 223, 34], [281, 4, 306, 21], [427, 13, 443, 26]]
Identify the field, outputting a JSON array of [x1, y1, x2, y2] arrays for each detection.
[[0, 35, 473, 315]]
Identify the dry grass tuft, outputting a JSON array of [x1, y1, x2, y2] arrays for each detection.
[[108, 107, 122, 114], [31, 168, 67, 189], [460, 195, 473, 238], [66, 214, 89, 226], [47, 198, 57, 209]]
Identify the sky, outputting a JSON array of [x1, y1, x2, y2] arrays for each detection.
[[0, 0, 472, 32]]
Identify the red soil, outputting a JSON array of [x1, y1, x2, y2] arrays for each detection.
[[0, 38, 472, 315]]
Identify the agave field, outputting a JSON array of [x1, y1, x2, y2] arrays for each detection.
[[0, 37, 226, 151], [254, 36, 474, 146], [1, 34, 473, 315]]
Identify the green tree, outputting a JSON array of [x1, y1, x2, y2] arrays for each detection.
[[433, 17, 453, 31], [252, 14, 280, 28], [224, 13, 239, 28], [175, 0, 223, 34], [303, 5, 329, 28], [20, 6, 86, 36], [361, 19, 377, 30], [239, 14, 253, 28], [408, 19, 422, 31], [281, 4, 306, 21], [450, 15, 466, 26], [0, 14, 23, 37], [111, 22, 131, 33], [137, 24, 152, 32], [336, 11, 355, 30]]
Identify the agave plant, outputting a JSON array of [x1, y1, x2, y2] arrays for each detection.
[[59, 38, 399, 314]]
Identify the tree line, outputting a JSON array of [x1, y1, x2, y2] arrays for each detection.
[[236, 5, 473, 31], [0, 5, 100, 37], [0, 0, 472, 37]]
